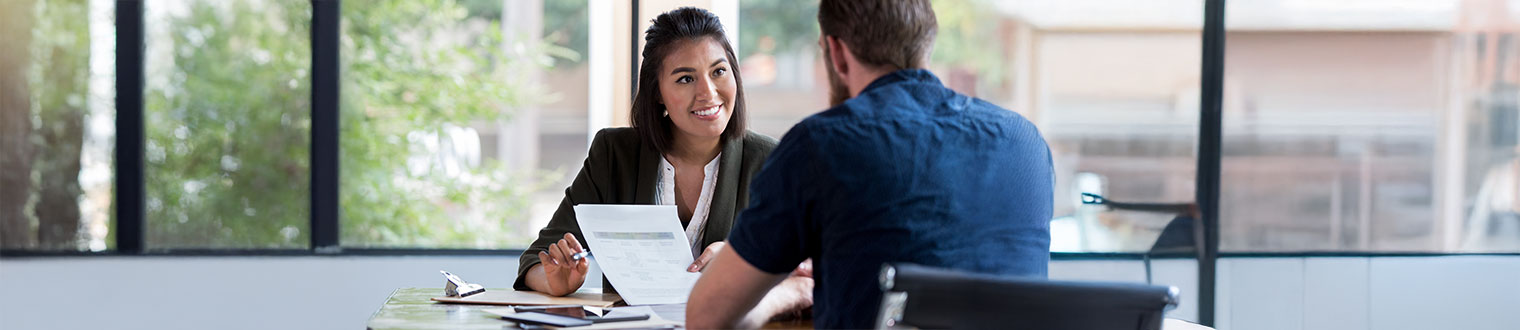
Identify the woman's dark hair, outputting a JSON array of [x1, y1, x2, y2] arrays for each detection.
[[630, 7, 746, 154]]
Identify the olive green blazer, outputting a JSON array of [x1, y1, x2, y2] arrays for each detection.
[[513, 127, 777, 293]]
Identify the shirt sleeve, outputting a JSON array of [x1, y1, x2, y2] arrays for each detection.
[[726, 125, 819, 274], [513, 129, 613, 290]]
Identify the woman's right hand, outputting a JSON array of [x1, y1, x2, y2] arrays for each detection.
[[536, 232, 590, 296]]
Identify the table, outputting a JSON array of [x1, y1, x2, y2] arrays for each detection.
[[366, 288, 810, 330]]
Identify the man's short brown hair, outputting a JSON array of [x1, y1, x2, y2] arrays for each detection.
[[817, 0, 937, 71]]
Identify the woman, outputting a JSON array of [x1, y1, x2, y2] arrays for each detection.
[[513, 8, 807, 314]]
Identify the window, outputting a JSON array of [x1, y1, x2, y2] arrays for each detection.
[[8, 0, 1508, 257], [339, 0, 591, 248], [0, 0, 116, 251], [1221, 0, 1520, 252], [738, 0, 1204, 253], [143, 0, 310, 249], [736, 0, 825, 138]]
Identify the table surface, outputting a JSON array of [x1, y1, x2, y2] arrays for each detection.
[[367, 287, 1203, 330], [366, 288, 810, 330]]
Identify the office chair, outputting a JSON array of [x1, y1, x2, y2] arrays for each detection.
[[1081, 193, 1203, 284], [875, 263, 1180, 330]]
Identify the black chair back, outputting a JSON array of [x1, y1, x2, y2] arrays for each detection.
[[876, 263, 1180, 330]]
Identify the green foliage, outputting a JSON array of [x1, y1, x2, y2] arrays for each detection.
[[446, 0, 586, 67], [145, 0, 313, 248], [738, 0, 818, 58], [737, 0, 1005, 86], [28, 0, 89, 118], [930, 0, 1007, 86], [144, 0, 570, 248], [543, 0, 589, 67], [29, 0, 92, 249], [6, 0, 94, 250], [339, 0, 567, 248]]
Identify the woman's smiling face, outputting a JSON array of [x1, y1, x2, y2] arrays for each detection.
[[657, 37, 736, 143]]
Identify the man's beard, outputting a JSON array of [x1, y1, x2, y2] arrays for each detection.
[[823, 47, 850, 107]]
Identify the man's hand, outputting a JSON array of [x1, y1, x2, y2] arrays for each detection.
[[689, 241, 727, 272], [756, 275, 814, 322], [534, 232, 590, 296], [792, 258, 813, 277], [686, 247, 791, 329]]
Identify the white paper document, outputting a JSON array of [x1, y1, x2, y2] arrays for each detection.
[[573, 204, 703, 305]]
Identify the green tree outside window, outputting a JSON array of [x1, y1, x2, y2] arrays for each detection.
[[139, 0, 573, 248]]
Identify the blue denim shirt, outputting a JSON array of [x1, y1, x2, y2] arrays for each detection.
[[727, 69, 1053, 329]]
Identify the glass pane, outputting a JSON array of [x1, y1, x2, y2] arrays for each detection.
[[143, 0, 310, 249], [737, 0, 826, 138], [0, 0, 116, 251], [739, 0, 1203, 253], [340, 0, 590, 248], [1221, 0, 1520, 252]]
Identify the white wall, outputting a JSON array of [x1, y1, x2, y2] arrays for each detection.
[[1218, 256, 1520, 330], [1054, 256, 1520, 330], [0, 256, 528, 330], [1, 256, 1516, 330]]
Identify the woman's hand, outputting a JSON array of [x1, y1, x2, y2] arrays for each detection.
[[690, 243, 810, 277], [535, 233, 590, 296], [689, 241, 728, 272]]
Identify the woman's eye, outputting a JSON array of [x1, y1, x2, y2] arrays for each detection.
[[713, 68, 727, 77], [676, 76, 693, 84]]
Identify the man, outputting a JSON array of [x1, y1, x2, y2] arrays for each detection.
[[685, 0, 1053, 328]]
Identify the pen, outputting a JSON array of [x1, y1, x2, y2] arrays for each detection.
[[570, 250, 591, 261]]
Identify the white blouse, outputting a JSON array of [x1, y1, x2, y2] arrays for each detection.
[[655, 153, 721, 257]]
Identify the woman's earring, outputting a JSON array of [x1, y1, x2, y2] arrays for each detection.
[[662, 110, 669, 117]]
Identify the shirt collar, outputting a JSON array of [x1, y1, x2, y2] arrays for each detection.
[[860, 69, 941, 94], [659, 153, 722, 173]]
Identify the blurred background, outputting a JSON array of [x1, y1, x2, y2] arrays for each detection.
[[3, 0, 1515, 253]]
